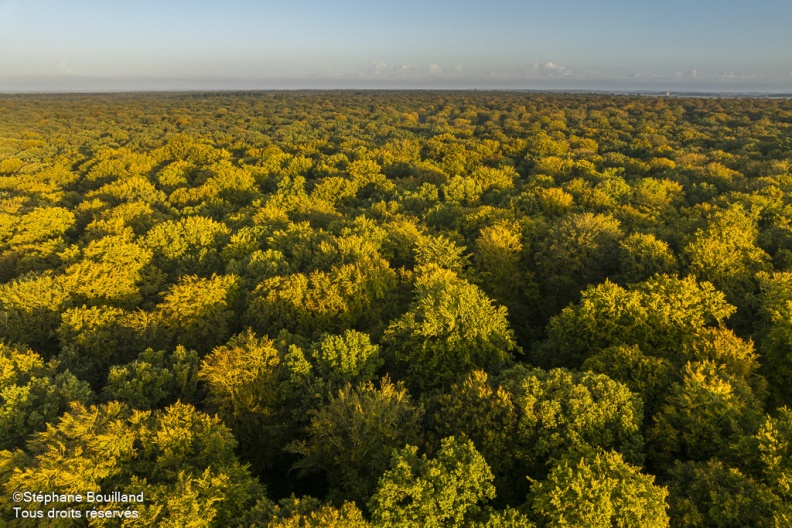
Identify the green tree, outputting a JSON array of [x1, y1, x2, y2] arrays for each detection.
[[57, 305, 159, 388], [540, 274, 735, 368], [0, 401, 262, 527], [369, 436, 496, 528], [60, 234, 163, 308], [423, 370, 521, 504], [684, 205, 771, 315], [756, 271, 792, 406], [498, 366, 645, 474], [199, 330, 286, 471], [534, 212, 623, 311], [648, 361, 763, 467], [289, 378, 422, 505], [665, 459, 780, 528], [102, 346, 200, 409], [248, 259, 397, 339], [529, 449, 669, 528], [145, 216, 231, 278], [617, 232, 677, 284], [155, 274, 239, 353], [582, 345, 675, 419], [242, 495, 370, 528], [755, 407, 792, 501], [0, 272, 71, 353], [0, 344, 91, 450], [382, 265, 516, 391]]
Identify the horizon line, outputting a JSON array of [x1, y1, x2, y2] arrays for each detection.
[[2, 88, 792, 99]]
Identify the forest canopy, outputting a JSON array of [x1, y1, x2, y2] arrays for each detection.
[[1, 91, 792, 526]]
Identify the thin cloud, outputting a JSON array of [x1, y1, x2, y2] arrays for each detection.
[[56, 61, 86, 76]]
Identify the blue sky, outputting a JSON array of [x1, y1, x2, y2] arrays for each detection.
[[1, 0, 791, 92]]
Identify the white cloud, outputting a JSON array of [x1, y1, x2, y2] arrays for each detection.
[[428, 63, 442, 75], [453, 63, 464, 73], [398, 64, 419, 73], [525, 61, 572, 78], [363, 61, 388, 76], [56, 61, 86, 76]]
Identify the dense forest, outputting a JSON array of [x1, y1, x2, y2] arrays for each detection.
[[1, 91, 792, 526]]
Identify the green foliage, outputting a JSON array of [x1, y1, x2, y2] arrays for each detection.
[[145, 216, 231, 277], [103, 346, 200, 409], [0, 344, 91, 450], [665, 460, 780, 528], [498, 366, 645, 473], [289, 378, 422, 505], [0, 401, 262, 526], [756, 271, 792, 406], [755, 407, 792, 500], [248, 259, 397, 338], [199, 330, 285, 470], [2, 92, 792, 524], [302, 329, 384, 388], [424, 370, 520, 502], [648, 361, 763, 466], [684, 205, 770, 309], [57, 304, 158, 387], [3, 206, 74, 247], [369, 436, 496, 528], [60, 233, 162, 308], [618, 232, 677, 284], [529, 449, 669, 528], [0, 272, 71, 352], [383, 265, 516, 391], [244, 495, 370, 527], [535, 212, 623, 310], [155, 274, 239, 353], [541, 274, 735, 368], [582, 345, 675, 418]]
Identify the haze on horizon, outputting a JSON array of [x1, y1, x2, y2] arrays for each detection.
[[1, 0, 791, 93]]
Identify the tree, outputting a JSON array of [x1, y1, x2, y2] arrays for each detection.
[[242, 495, 370, 528], [102, 346, 200, 409], [755, 407, 792, 501], [540, 274, 735, 368], [155, 274, 239, 353], [369, 437, 496, 528], [145, 216, 231, 278], [247, 259, 397, 339], [665, 459, 780, 528], [617, 232, 677, 284], [534, 212, 623, 311], [529, 449, 669, 528], [293, 329, 383, 391], [59, 233, 162, 308], [498, 366, 645, 474], [0, 402, 262, 526], [648, 361, 763, 467], [199, 330, 286, 471], [57, 305, 159, 388], [582, 345, 675, 419], [0, 272, 71, 353], [684, 205, 770, 315], [289, 378, 422, 505], [474, 222, 538, 340], [423, 370, 520, 504], [755, 271, 792, 406], [382, 265, 516, 391], [0, 343, 91, 450]]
